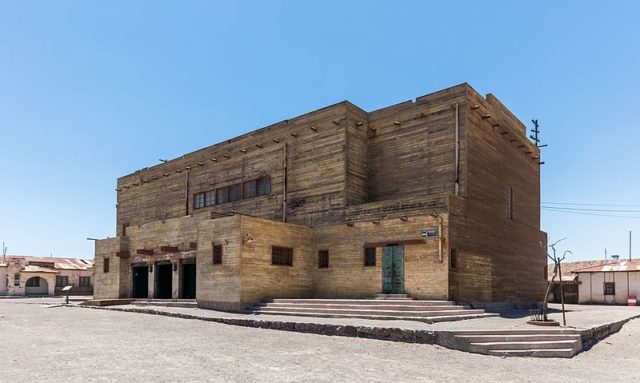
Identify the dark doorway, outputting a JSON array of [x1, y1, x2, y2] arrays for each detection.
[[180, 258, 196, 299], [382, 245, 404, 294], [132, 265, 149, 299], [155, 262, 173, 299]]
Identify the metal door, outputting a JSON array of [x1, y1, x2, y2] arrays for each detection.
[[382, 246, 404, 294]]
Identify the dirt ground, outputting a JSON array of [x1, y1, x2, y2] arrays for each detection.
[[1, 300, 639, 382]]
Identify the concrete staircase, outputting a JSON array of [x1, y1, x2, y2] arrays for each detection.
[[445, 329, 583, 358], [248, 295, 498, 323]]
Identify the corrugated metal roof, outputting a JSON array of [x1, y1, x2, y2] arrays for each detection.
[[547, 260, 620, 281], [21, 265, 60, 274], [574, 260, 640, 273], [3, 255, 94, 271]]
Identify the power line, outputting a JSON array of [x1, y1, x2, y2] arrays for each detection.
[[543, 201, 640, 208], [542, 206, 640, 213], [542, 207, 640, 219]]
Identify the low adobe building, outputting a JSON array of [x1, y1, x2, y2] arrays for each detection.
[[546, 260, 617, 304], [94, 83, 547, 310], [575, 260, 640, 304], [0, 256, 94, 296]]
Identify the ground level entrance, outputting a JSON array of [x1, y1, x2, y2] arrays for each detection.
[[132, 265, 149, 299], [382, 245, 404, 294], [180, 258, 196, 299], [155, 262, 173, 299]]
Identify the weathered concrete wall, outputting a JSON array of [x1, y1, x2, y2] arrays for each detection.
[[448, 86, 547, 304], [94, 238, 128, 299], [196, 215, 243, 309], [578, 271, 640, 304], [313, 215, 448, 299], [116, 102, 368, 233], [367, 85, 468, 202], [239, 216, 314, 303]]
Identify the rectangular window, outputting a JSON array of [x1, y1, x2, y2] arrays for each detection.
[[318, 250, 329, 268], [79, 276, 91, 287], [194, 192, 205, 209], [257, 176, 271, 196], [212, 244, 223, 264], [204, 191, 215, 207], [364, 247, 376, 266], [272, 246, 293, 266], [56, 276, 69, 287], [244, 179, 257, 199], [506, 187, 513, 220], [26, 277, 40, 287], [450, 248, 457, 270], [104, 258, 110, 273], [604, 282, 615, 296], [230, 183, 242, 202], [14, 274, 20, 286], [217, 187, 230, 204]]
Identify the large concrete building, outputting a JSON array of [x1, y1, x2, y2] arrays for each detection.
[[94, 83, 547, 310]]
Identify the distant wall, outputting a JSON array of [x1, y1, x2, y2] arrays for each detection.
[[578, 272, 640, 304]]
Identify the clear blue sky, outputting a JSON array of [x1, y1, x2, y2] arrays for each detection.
[[1, 1, 638, 261]]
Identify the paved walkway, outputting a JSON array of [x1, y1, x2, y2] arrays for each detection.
[[85, 301, 640, 331], [4, 296, 639, 331]]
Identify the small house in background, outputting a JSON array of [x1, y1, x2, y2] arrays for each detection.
[[574, 260, 640, 304], [546, 260, 618, 304], [0, 256, 94, 296]]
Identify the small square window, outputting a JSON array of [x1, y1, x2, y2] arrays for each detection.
[[230, 183, 242, 202], [56, 275, 69, 287], [79, 276, 91, 287], [450, 249, 457, 270], [257, 177, 271, 196], [213, 244, 223, 265], [272, 246, 293, 266], [364, 247, 376, 266], [244, 180, 257, 199], [194, 192, 205, 209], [318, 250, 329, 268], [204, 191, 215, 207], [217, 187, 230, 204], [604, 282, 615, 296]]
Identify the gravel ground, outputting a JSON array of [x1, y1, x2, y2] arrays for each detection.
[[1, 300, 639, 382]]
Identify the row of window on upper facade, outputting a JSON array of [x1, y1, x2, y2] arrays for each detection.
[[194, 176, 271, 209]]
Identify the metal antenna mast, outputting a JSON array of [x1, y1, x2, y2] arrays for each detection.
[[530, 119, 547, 165]]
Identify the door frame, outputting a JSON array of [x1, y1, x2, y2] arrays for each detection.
[[382, 244, 405, 294]]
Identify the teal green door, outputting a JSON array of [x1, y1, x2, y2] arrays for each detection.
[[382, 246, 404, 293]]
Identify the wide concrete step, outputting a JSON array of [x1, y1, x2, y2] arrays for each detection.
[[450, 329, 580, 336], [487, 348, 577, 358], [469, 340, 579, 352], [249, 310, 497, 323], [455, 334, 582, 343], [375, 294, 412, 300], [270, 299, 456, 306], [254, 306, 486, 317], [259, 303, 468, 311]]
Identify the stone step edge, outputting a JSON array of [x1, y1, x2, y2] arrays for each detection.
[[487, 349, 576, 358], [252, 308, 486, 316], [470, 340, 579, 347], [259, 304, 467, 309], [249, 310, 498, 323]]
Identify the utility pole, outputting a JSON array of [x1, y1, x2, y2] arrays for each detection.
[[630, 231, 633, 261]]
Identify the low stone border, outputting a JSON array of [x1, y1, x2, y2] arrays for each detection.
[[72, 305, 640, 357], [74, 305, 438, 344]]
